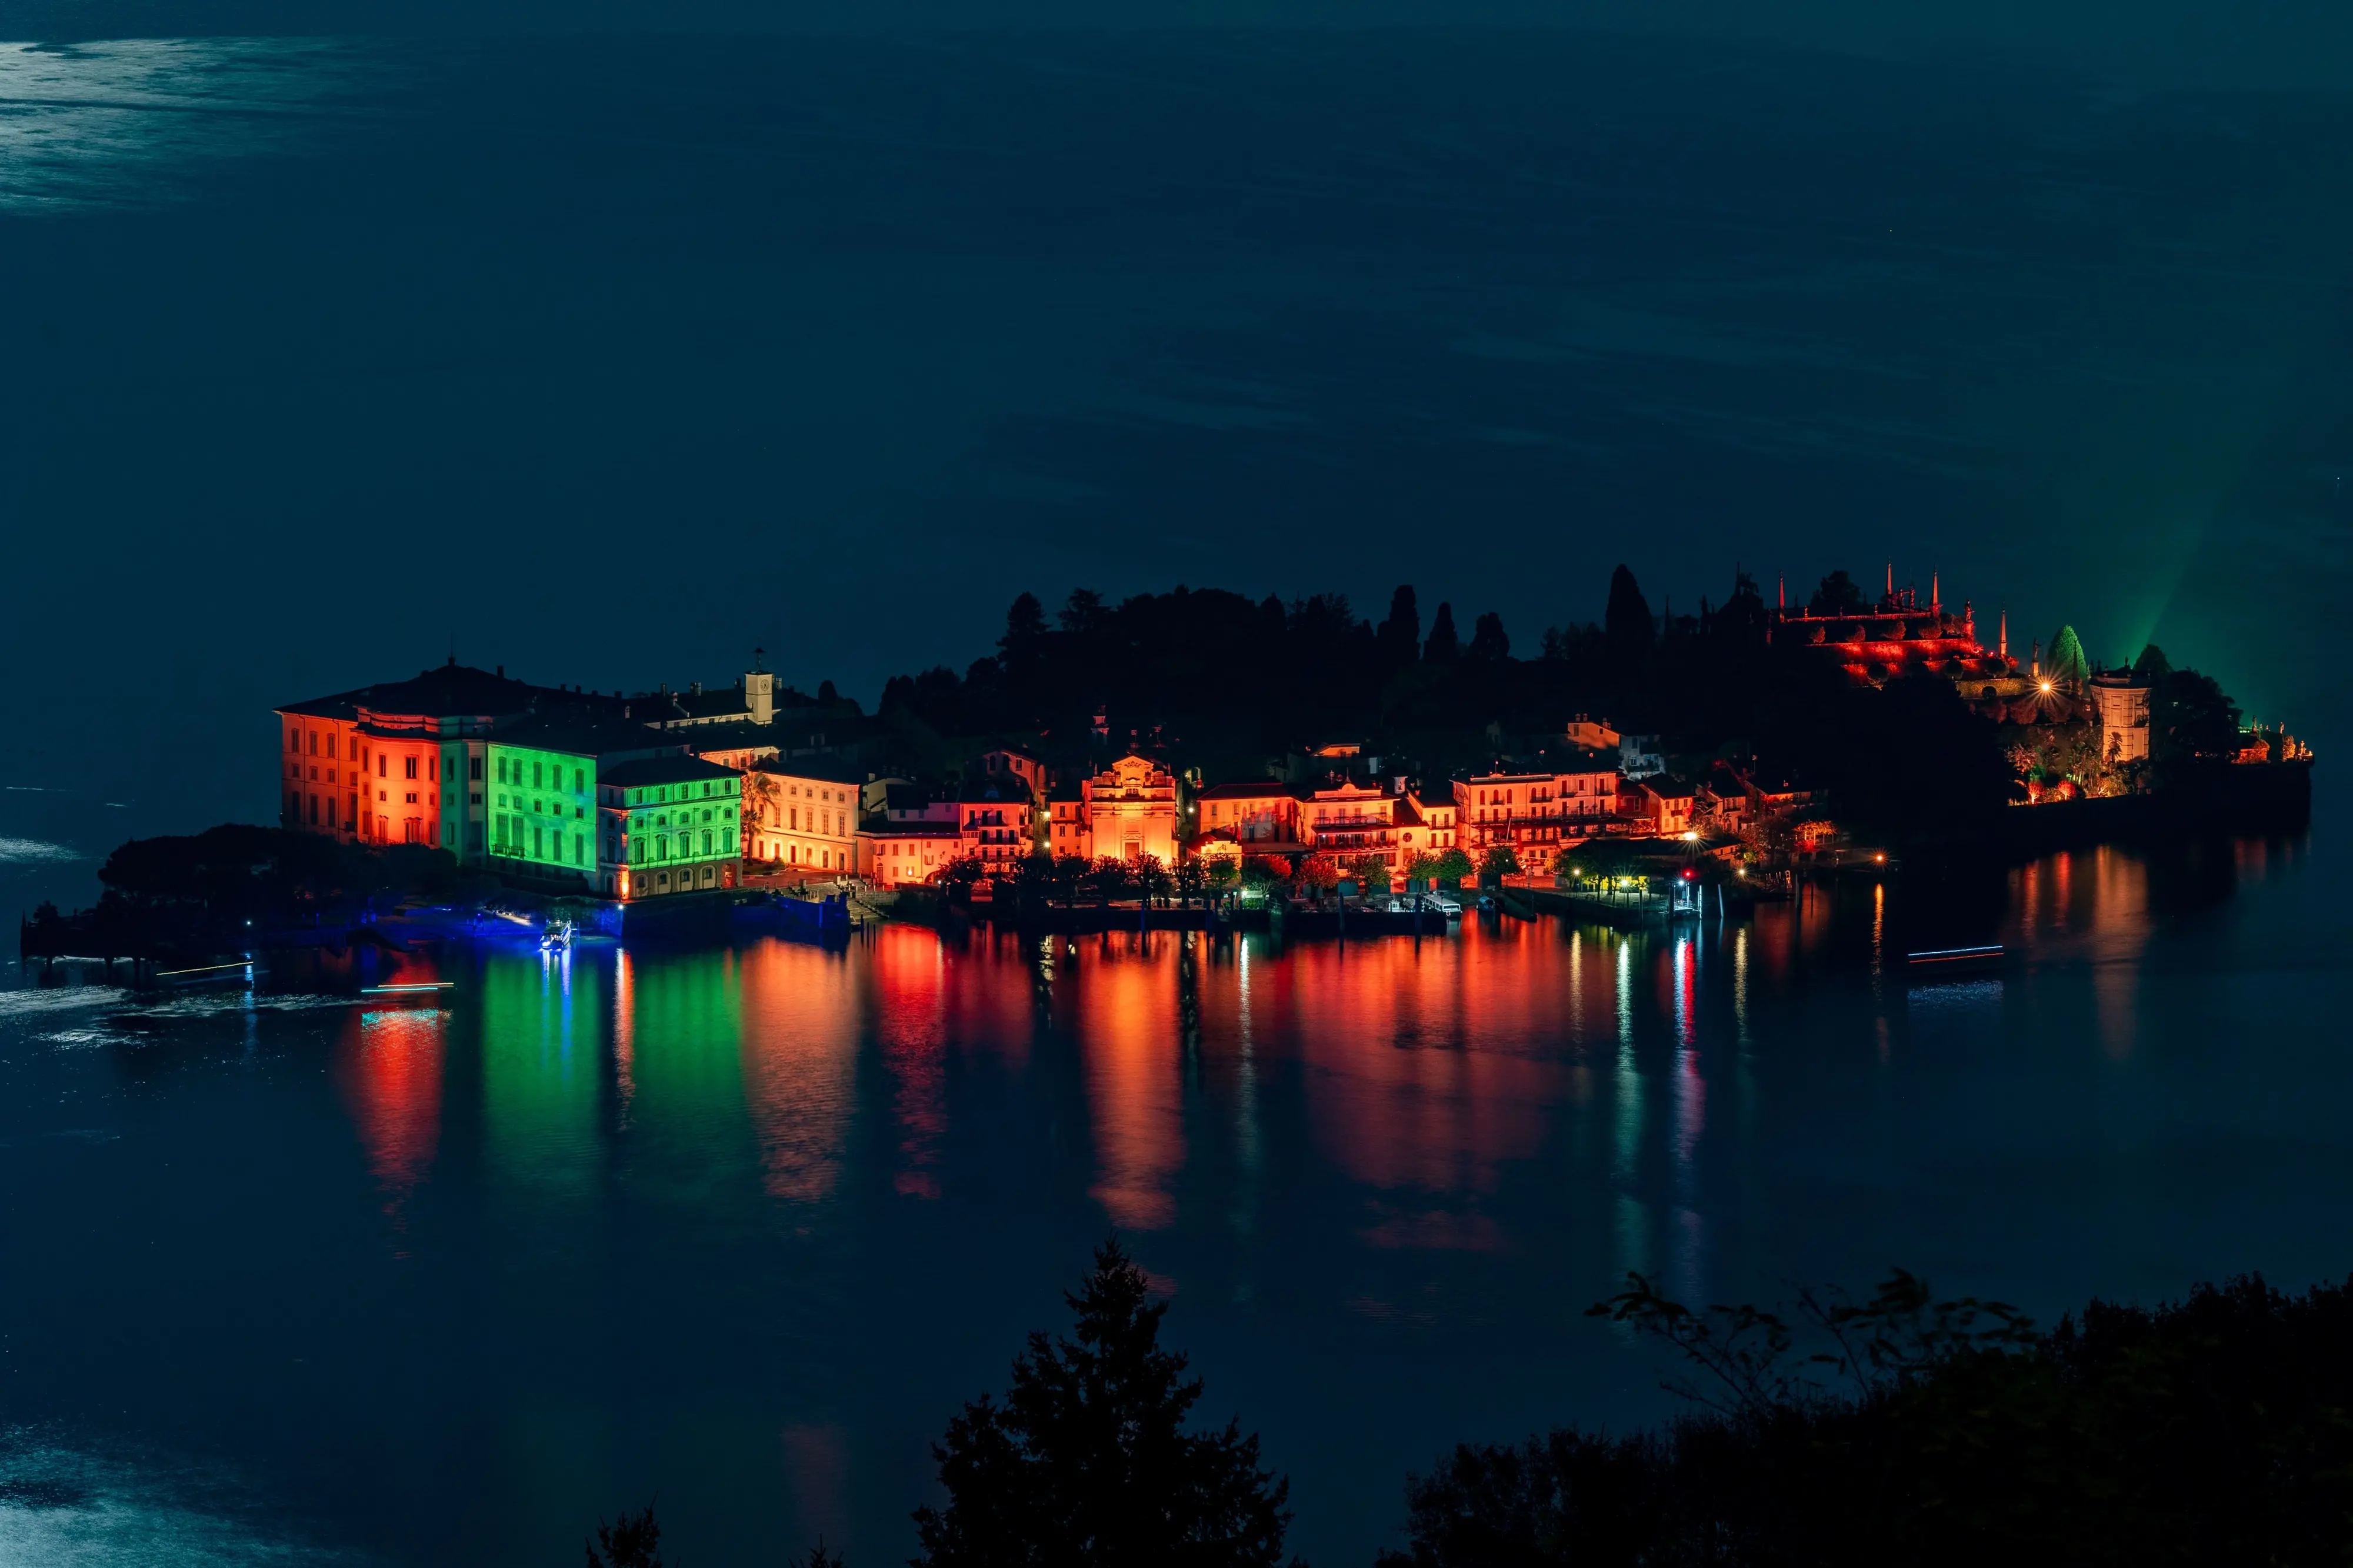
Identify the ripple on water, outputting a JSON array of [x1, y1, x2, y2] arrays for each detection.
[[0, 1432, 358, 1565], [0, 37, 404, 213], [0, 836, 79, 863], [0, 987, 125, 1019]]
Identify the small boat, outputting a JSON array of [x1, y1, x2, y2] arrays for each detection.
[[1905, 943, 2004, 977], [539, 919, 576, 952]]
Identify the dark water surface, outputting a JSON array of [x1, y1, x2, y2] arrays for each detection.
[[4, 23, 2349, 1565], [1, 828, 2339, 1564]]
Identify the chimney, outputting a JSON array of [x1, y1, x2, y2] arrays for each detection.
[[690, 681, 702, 696], [497, 665, 505, 678]]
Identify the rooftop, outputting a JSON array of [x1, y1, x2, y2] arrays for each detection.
[[752, 755, 871, 787], [858, 819, 964, 839], [603, 755, 741, 789], [953, 775, 1036, 806], [1194, 780, 1304, 800], [277, 660, 551, 722], [495, 709, 686, 762]]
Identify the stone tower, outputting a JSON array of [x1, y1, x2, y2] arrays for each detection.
[[746, 648, 774, 726]]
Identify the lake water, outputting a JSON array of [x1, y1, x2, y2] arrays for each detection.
[[5, 21, 2349, 1565], [2, 825, 2340, 1566]]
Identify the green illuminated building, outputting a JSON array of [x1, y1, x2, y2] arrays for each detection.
[[485, 712, 696, 893], [601, 755, 745, 899], [485, 739, 598, 879]]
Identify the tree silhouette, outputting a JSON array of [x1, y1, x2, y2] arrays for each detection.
[[1345, 852, 1391, 894], [939, 855, 987, 905], [2150, 668, 2241, 779], [1002, 592, 1048, 653], [1604, 565, 1652, 663], [1424, 602, 1461, 662], [1085, 857, 1133, 908], [584, 1503, 663, 1568], [1059, 588, 1108, 637], [1468, 611, 1511, 662], [1377, 585, 1422, 671], [913, 1238, 1295, 1568], [1807, 569, 1866, 616]]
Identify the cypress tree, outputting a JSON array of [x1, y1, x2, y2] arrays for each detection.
[[1604, 565, 1652, 658], [914, 1239, 1295, 1568], [1424, 602, 1461, 662]]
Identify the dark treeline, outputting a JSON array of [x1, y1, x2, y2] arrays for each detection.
[[21, 824, 462, 957], [1386, 1268, 2353, 1567], [589, 1247, 2353, 1567], [877, 570, 2012, 839]]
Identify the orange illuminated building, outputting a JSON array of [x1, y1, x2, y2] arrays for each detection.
[[1192, 780, 1304, 847], [1456, 759, 1625, 870], [1399, 793, 1458, 861], [275, 660, 540, 856], [745, 759, 864, 873], [1081, 754, 1179, 863], [1300, 779, 1401, 862], [1634, 777, 1697, 838], [1046, 794, 1091, 859], [949, 777, 1036, 870], [859, 819, 964, 886], [1194, 778, 1461, 869], [855, 775, 1035, 883]]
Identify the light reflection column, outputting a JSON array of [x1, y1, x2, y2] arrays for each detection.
[[1612, 935, 1646, 1280]]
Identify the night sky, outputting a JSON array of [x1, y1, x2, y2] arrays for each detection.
[[3, 7, 2348, 845]]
